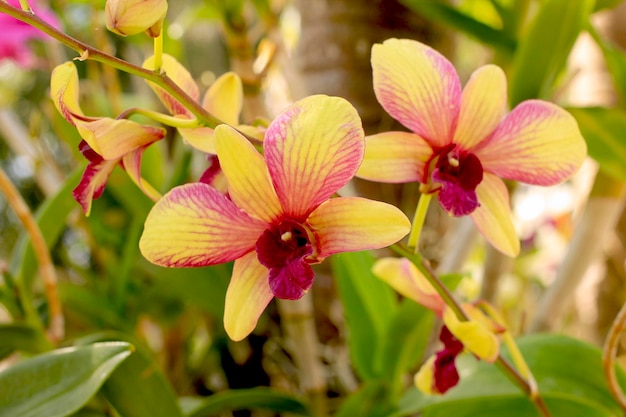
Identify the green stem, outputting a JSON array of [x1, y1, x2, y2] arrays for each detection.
[[407, 192, 432, 253], [0, 2, 222, 129], [153, 31, 163, 73], [118, 107, 201, 128], [18, 0, 30, 12]]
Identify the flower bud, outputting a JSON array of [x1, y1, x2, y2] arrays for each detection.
[[105, 0, 168, 38]]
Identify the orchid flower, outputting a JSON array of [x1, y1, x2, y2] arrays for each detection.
[[51, 61, 165, 215], [139, 95, 411, 340], [357, 38, 587, 256], [143, 54, 264, 155], [374, 257, 503, 394], [1, 0, 60, 68]]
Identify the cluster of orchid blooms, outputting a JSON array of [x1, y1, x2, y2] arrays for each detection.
[[4, 0, 587, 396]]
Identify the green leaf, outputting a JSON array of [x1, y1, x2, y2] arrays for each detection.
[[594, 0, 624, 11], [509, 0, 594, 105], [395, 334, 625, 417], [567, 107, 626, 181], [332, 251, 397, 380], [0, 342, 133, 417], [589, 26, 626, 104], [400, 0, 516, 53], [0, 323, 52, 354], [334, 380, 394, 417], [79, 332, 184, 417], [377, 300, 434, 398], [181, 388, 311, 417]]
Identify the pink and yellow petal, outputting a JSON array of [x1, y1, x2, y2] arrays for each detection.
[[215, 125, 282, 222], [357, 131, 432, 183], [371, 38, 461, 147], [306, 197, 410, 259], [453, 65, 507, 151], [443, 306, 499, 363], [477, 100, 587, 185], [139, 182, 268, 267], [372, 257, 446, 314], [121, 148, 162, 202], [73, 158, 119, 216], [75, 118, 166, 160], [202, 72, 243, 126], [143, 54, 199, 116], [224, 252, 274, 341], [50, 61, 84, 123], [470, 173, 519, 257], [264, 95, 364, 219]]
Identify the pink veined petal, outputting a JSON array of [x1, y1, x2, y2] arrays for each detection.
[[470, 173, 519, 257], [373, 257, 446, 315], [223, 252, 274, 341], [306, 197, 410, 259], [476, 100, 587, 185], [264, 95, 364, 219], [73, 158, 119, 216], [75, 118, 166, 160], [178, 126, 217, 154], [121, 147, 162, 202], [202, 72, 243, 126], [139, 182, 268, 267], [215, 125, 282, 222], [356, 131, 432, 183], [453, 65, 507, 151], [371, 38, 461, 147], [143, 54, 199, 117], [268, 259, 314, 300]]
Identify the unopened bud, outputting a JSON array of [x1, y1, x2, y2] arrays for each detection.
[[105, 0, 168, 38]]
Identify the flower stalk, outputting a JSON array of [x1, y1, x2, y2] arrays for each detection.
[[407, 192, 432, 253], [118, 107, 201, 129], [602, 301, 626, 411]]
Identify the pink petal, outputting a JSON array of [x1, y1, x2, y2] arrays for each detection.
[[470, 173, 519, 257], [453, 65, 507, 151], [215, 125, 282, 223], [223, 252, 274, 341], [264, 95, 364, 219], [356, 131, 432, 183], [306, 197, 410, 259], [143, 54, 199, 117], [139, 183, 268, 267], [371, 38, 461, 147], [267, 259, 314, 300], [476, 100, 587, 185]]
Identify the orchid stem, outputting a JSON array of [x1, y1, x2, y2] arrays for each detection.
[[153, 31, 163, 73], [408, 192, 432, 253], [118, 107, 201, 129], [602, 301, 626, 411], [0, 166, 64, 344]]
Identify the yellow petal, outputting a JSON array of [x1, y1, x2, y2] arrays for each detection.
[[372, 257, 446, 314], [50, 61, 84, 122], [414, 355, 437, 395], [470, 173, 519, 257], [202, 72, 243, 126], [443, 306, 499, 363], [224, 252, 274, 341], [143, 54, 199, 116], [215, 125, 282, 222]]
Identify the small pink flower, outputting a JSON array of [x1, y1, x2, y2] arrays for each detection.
[[357, 39, 587, 256]]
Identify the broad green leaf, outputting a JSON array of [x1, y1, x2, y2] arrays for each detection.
[[79, 332, 184, 417], [332, 251, 397, 380], [0, 323, 52, 354], [377, 300, 434, 399], [334, 380, 394, 417], [400, 0, 516, 53], [509, 0, 594, 105], [0, 342, 133, 417], [181, 388, 311, 417], [589, 27, 626, 104], [394, 334, 625, 417], [567, 107, 626, 181]]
